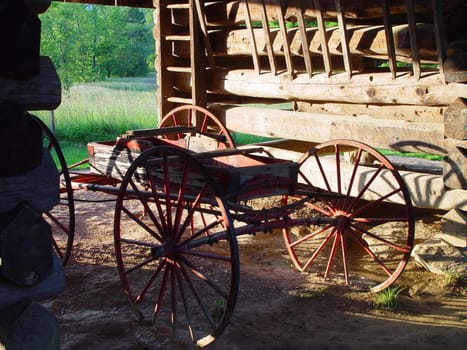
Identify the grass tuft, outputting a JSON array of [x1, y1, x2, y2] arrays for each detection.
[[373, 285, 405, 311]]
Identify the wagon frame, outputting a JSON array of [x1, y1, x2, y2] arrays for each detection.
[[40, 104, 414, 347]]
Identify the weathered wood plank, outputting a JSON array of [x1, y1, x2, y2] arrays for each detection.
[[296, 102, 445, 123], [206, 70, 466, 106], [211, 105, 448, 154], [0, 56, 61, 110]]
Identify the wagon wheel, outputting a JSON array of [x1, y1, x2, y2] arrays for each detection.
[[114, 146, 239, 347], [158, 105, 236, 149], [31, 115, 75, 265], [283, 140, 414, 292]]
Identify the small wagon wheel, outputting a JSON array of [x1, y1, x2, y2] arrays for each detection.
[[283, 140, 415, 292], [114, 146, 239, 347], [158, 105, 236, 149], [30, 115, 75, 265]]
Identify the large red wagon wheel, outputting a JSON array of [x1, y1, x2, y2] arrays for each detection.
[[31, 115, 75, 266], [283, 140, 414, 292], [158, 105, 236, 149], [114, 146, 239, 347]]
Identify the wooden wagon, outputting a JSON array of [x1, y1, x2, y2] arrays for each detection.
[[37, 105, 414, 347]]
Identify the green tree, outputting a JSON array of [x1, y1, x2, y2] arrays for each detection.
[[40, 3, 154, 89]]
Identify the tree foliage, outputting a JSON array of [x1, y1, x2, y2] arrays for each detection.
[[40, 3, 154, 89]]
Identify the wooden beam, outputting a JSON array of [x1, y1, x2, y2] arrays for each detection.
[[212, 105, 448, 154], [190, 0, 207, 107], [206, 69, 466, 106]]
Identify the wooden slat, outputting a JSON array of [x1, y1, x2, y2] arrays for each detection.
[[274, 0, 295, 76], [314, 0, 332, 75], [335, 0, 352, 79], [166, 35, 191, 41], [243, 0, 261, 74], [259, 0, 277, 74], [167, 96, 194, 104], [194, 0, 215, 69], [295, 3, 313, 77], [406, 0, 421, 80], [166, 66, 192, 73], [431, 0, 446, 84], [190, 0, 207, 108], [381, 0, 397, 79]]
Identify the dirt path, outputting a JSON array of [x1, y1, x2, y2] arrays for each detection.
[[43, 192, 466, 350]]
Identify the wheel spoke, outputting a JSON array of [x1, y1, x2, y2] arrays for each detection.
[[349, 187, 404, 218], [178, 260, 217, 330], [324, 232, 340, 278], [121, 205, 163, 242], [350, 223, 411, 253], [126, 176, 165, 239], [134, 260, 166, 304], [312, 152, 332, 192], [180, 255, 229, 300], [284, 140, 414, 292], [344, 164, 385, 212], [302, 227, 337, 272], [175, 265, 195, 341], [347, 229, 393, 276], [153, 265, 171, 323], [290, 224, 334, 248], [176, 183, 210, 242]]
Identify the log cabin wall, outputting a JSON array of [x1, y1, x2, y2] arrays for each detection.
[[56, 0, 466, 211]]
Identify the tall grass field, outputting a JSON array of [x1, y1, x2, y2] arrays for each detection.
[[35, 75, 158, 166]]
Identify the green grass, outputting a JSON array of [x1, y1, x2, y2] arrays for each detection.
[[373, 285, 406, 310], [379, 149, 442, 161], [35, 75, 157, 165]]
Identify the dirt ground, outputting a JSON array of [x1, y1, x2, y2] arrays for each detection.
[[42, 192, 467, 350]]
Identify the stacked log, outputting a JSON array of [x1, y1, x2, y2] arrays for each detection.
[[0, 2, 62, 348]]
